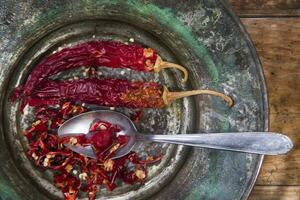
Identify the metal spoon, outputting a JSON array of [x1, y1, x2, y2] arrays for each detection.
[[58, 110, 293, 159]]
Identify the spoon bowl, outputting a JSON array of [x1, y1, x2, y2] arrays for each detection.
[[58, 110, 293, 159], [58, 110, 138, 159]]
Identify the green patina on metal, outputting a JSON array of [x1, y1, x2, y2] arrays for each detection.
[[0, 175, 20, 200], [186, 150, 221, 200], [121, 0, 220, 83], [221, 109, 231, 131]]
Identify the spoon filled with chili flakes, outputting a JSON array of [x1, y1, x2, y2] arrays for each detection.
[[58, 110, 293, 160]]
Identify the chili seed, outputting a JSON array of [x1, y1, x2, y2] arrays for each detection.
[[135, 169, 146, 179], [79, 172, 88, 180]]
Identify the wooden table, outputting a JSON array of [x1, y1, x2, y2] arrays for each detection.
[[228, 1, 300, 199]]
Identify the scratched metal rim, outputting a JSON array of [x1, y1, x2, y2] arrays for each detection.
[[219, 1, 267, 199], [0, 1, 267, 200]]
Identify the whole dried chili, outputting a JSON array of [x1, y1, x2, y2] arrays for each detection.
[[11, 40, 188, 104], [28, 78, 233, 108], [24, 102, 161, 200]]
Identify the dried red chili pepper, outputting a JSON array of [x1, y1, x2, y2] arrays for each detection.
[[23, 119, 48, 140], [11, 40, 188, 103], [28, 78, 233, 108]]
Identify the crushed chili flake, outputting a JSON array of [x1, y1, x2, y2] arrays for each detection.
[[23, 102, 161, 200]]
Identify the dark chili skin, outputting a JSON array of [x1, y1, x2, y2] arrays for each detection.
[[11, 41, 158, 101], [11, 40, 189, 112], [24, 102, 161, 200], [28, 78, 166, 109], [26, 76, 234, 110]]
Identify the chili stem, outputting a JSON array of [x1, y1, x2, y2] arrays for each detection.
[[154, 56, 188, 83], [162, 86, 233, 107]]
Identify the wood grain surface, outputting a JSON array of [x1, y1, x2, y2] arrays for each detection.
[[228, 0, 300, 17], [228, 1, 300, 199], [249, 186, 300, 200]]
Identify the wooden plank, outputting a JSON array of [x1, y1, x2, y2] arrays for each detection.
[[228, 0, 300, 17], [240, 18, 300, 186], [249, 186, 300, 200], [241, 18, 300, 114]]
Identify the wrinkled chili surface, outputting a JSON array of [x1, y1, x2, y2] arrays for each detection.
[[28, 78, 165, 109], [25, 102, 161, 200], [12, 41, 158, 107]]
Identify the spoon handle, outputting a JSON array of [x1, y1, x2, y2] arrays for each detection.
[[137, 132, 293, 155]]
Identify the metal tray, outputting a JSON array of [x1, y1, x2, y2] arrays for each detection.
[[0, 1, 267, 199]]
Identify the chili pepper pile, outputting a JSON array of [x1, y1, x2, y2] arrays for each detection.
[[25, 102, 161, 200], [11, 40, 188, 111]]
